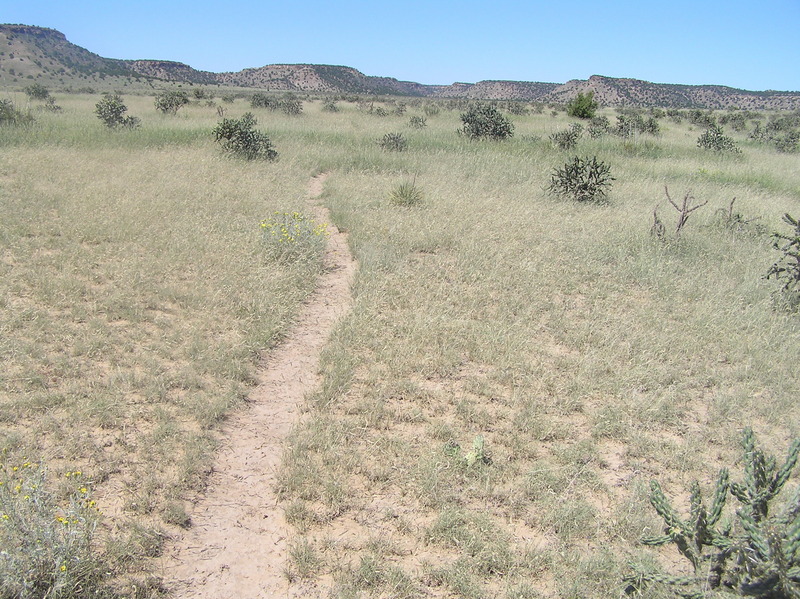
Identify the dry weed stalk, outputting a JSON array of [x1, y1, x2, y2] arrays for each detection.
[[652, 186, 708, 239]]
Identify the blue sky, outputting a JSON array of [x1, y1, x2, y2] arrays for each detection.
[[5, 0, 799, 91]]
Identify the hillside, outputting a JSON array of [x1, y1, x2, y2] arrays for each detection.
[[0, 24, 141, 88], [2, 24, 799, 109]]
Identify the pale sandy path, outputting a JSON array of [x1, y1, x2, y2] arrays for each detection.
[[162, 173, 354, 598]]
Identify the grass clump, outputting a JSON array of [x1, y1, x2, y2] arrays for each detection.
[[0, 461, 110, 599], [627, 428, 800, 598], [388, 180, 423, 207], [212, 112, 278, 160], [548, 155, 614, 203]]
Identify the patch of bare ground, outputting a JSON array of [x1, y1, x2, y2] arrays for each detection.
[[162, 173, 356, 598]]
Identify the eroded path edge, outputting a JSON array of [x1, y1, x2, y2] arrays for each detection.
[[163, 172, 355, 598]]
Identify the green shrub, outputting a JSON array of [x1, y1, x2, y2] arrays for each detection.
[[281, 95, 303, 116], [41, 97, 62, 112], [154, 90, 189, 115], [422, 103, 440, 117], [505, 101, 529, 116], [378, 132, 408, 152], [719, 112, 748, 132], [0, 461, 110, 599], [689, 109, 717, 127], [23, 83, 50, 101], [775, 131, 800, 153], [94, 93, 140, 129], [212, 112, 278, 161], [458, 103, 514, 140], [588, 115, 611, 138], [192, 88, 213, 100], [615, 113, 660, 137], [548, 156, 614, 203], [0, 99, 33, 126], [549, 123, 583, 150], [566, 91, 598, 119], [766, 213, 800, 302], [250, 93, 280, 110], [626, 428, 800, 598], [322, 100, 339, 112], [698, 124, 741, 153], [408, 115, 426, 129]]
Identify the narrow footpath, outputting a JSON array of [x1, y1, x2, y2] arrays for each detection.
[[163, 173, 355, 598]]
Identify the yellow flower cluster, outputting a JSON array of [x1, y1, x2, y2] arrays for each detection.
[[260, 211, 328, 245]]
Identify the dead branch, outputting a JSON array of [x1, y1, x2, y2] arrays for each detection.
[[664, 186, 708, 236]]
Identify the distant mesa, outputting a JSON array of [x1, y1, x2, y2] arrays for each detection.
[[1, 24, 798, 110]]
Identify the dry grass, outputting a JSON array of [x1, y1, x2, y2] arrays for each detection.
[[2, 93, 800, 597]]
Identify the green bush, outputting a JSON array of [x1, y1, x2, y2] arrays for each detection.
[[458, 103, 514, 140], [548, 156, 614, 203], [588, 115, 611, 138], [192, 88, 213, 100], [766, 213, 800, 303], [0, 461, 110, 599], [212, 112, 278, 161], [566, 91, 598, 119], [281, 95, 303, 116], [408, 115, 426, 129], [94, 93, 140, 129], [250, 93, 280, 110], [378, 132, 408, 152], [154, 90, 189, 115], [422, 103, 440, 117], [549, 123, 583, 150], [626, 428, 800, 598], [322, 100, 339, 113], [615, 113, 660, 137], [0, 99, 33, 126], [23, 83, 50, 101], [689, 109, 717, 128], [698, 124, 741, 153]]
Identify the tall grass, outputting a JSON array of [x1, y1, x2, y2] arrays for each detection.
[[2, 95, 800, 597], [277, 102, 800, 597]]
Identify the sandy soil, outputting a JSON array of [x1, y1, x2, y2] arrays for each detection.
[[162, 173, 355, 598]]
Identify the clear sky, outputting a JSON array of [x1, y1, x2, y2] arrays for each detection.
[[4, 0, 799, 91]]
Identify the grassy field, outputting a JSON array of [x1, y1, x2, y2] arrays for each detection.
[[2, 90, 800, 598]]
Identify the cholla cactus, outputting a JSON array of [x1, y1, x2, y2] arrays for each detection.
[[627, 428, 800, 598]]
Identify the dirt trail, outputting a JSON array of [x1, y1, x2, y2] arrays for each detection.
[[163, 173, 354, 598]]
